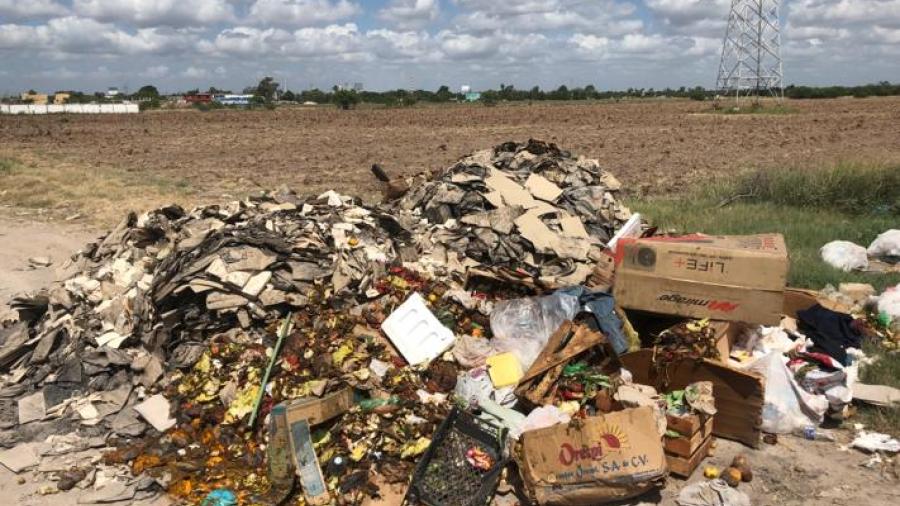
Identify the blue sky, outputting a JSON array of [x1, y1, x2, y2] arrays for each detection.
[[1, 1, 898, 94]]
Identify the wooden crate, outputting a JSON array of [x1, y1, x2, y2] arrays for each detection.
[[666, 435, 713, 478], [664, 414, 714, 458]]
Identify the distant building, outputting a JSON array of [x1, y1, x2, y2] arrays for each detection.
[[105, 87, 120, 99], [214, 94, 253, 106], [21, 92, 48, 105], [53, 93, 70, 105], [460, 85, 471, 94], [183, 93, 213, 104], [465, 92, 481, 102]]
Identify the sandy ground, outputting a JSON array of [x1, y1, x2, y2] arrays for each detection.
[[0, 218, 94, 313]]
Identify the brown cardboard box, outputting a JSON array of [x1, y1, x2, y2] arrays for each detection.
[[515, 406, 667, 505], [613, 234, 788, 325]]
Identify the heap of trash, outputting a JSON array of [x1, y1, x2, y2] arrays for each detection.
[[1, 140, 899, 506]]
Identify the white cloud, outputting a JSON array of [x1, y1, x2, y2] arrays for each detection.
[[72, 0, 235, 27], [378, 0, 440, 30], [367, 29, 439, 61], [789, 0, 900, 29], [204, 23, 365, 59], [247, 0, 361, 27], [182, 65, 207, 78], [0, 17, 199, 55], [452, 0, 641, 36], [0, 0, 68, 20], [142, 64, 170, 78]]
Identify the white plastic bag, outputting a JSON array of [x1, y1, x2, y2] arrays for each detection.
[[489, 292, 579, 370], [867, 229, 900, 258], [741, 352, 828, 434], [877, 284, 900, 324], [820, 240, 868, 272]]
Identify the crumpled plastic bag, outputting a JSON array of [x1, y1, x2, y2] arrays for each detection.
[[820, 240, 868, 272], [851, 430, 900, 453], [867, 229, 900, 258], [489, 292, 579, 370], [512, 405, 571, 440], [451, 333, 498, 368], [676, 479, 750, 506], [740, 352, 828, 434]]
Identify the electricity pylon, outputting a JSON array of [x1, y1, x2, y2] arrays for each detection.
[[716, 0, 784, 103]]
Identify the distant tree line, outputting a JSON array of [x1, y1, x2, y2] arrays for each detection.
[[783, 81, 900, 99], [6, 80, 898, 108]]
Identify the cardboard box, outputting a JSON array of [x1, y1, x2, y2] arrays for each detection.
[[613, 234, 788, 325], [515, 406, 667, 505]]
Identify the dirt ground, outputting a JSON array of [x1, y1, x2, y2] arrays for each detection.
[[2, 98, 900, 504], [2, 98, 900, 226]]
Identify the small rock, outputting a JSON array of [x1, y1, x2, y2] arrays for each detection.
[[28, 256, 53, 268]]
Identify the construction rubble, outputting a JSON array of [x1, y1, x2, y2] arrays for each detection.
[[0, 139, 899, 506]]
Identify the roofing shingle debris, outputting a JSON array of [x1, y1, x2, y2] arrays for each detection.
[[0, 140, 633, 504]]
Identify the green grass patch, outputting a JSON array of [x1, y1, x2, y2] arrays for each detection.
[[709, 164, 900, 214], [0, 157, 16, 175], [631, 163, 900, 435]]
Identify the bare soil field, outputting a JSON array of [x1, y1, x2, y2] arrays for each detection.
[[2, 97, 899, 226]]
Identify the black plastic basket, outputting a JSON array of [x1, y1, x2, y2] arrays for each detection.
[[404, 407, 507, 506]]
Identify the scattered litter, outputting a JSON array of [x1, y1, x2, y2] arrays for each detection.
[[851, 430, 900, 453], [676, 479, 751, 506], [381, 292, 456, 366], [0, 139, 898, 506], [133, 395, 176, 433], [28, 256, 53, 268]]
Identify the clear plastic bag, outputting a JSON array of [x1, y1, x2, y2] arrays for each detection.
[[742, 352, 828, 434], [489, 292, 579, 371]]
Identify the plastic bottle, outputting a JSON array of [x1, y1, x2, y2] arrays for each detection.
[[793, 425, 835, 442]]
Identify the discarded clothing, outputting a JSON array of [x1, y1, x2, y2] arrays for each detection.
[[797, 304, 863, 365], [557, 286, 628, 354]]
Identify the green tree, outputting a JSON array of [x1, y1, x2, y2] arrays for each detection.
[[333, 89, 360, 110], [255, 76, 280, 102], [136, 85, 160, 99], [435, 85, 452, 102], [281, 90, 296, 102]]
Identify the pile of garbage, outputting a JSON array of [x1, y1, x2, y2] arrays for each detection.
[[395, 139, 633, 287], [0, 140, 636, 504], [1, 140, 899, 506]]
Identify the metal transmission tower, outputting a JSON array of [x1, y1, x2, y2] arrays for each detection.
[[716, 0, 784, 102]]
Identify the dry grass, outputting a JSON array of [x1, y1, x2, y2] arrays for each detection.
[[0, 151, 197, 226]]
